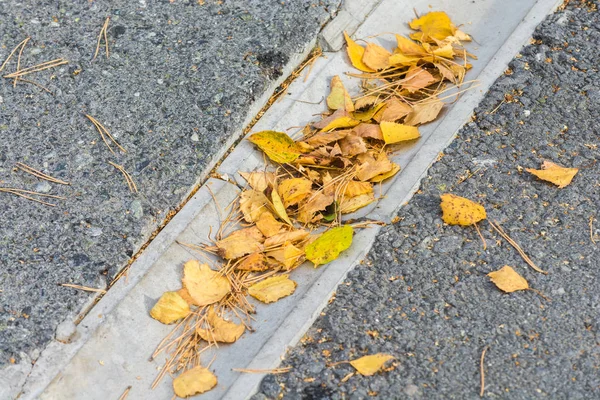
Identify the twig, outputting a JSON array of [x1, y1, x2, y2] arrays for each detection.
[[16, 162, 70, 185], [118, 386, 132, 400], [480, 346, 488, 397], [232, 367, 292, 374], [93, 16, 111, 60], [108, 162, 138, 193], [0, 187, 65, 207], [489, 220, 547, 274], [527, 288, 551, 302], [85, 114, 127, 154], [59, 283, 107, 294]]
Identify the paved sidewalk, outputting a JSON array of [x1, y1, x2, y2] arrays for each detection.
[[0, 0, 338, 370], [255, 2, 600, 399]]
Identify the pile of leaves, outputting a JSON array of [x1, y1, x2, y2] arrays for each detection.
[[149, 11, 476, 398]]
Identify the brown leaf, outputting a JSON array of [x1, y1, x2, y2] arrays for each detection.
[[362, 42, 391, 70], [264, 229, 310, 249], [402, 66, 436, 93], [256, 211, 285, 237], [313, 109, 349, 130], [197, 306, 245, 343], [356, 152, 393, 181], [339, 134, 368, 157], [354, 95, 381, 110], [327, 75, 354, 112], [303, 130, 349, 147], [343, 181, 374, 198], [248, 274, 297, 303], [296, 192, 334, 223], [352, 102, 386, 122], [340, 192, 375, 214], [525, 160, 579, 188], [173, 366, 217, 397], [370, 163, 400, 182], [404, 99, 444, 126], [379, 97, 412, 122], [216, 227, 264, 259], [353, 123, 383, 140], [150, 291, 191, 324], [440, 193, 486, 226], [182, 260, 231, 306], [488, 266, 529, 293], [177, 287, 197, 306]]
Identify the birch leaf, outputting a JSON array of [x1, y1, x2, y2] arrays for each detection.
[[271, 185, 293, 225], [216, 227, 264, 259], [379, 97, 413, 122], [440, 193, 486, 226], [327, 75, 354, 112], [248, 131, 301, 164], [362, 42, 391, 70], [278, 178, 313, 208], [266, 242, 305, 270], [239, 189, 269, 223], [488, 266, 529, 293], [248, 274, 297, 303], [256, 211, 285, 237], [150, 291, 191, 324], [239, 171, 276, 192], [525, 160, 578, 188], [305, 225, 353, 266], [350, 353, 395, 376], [344, 31, 376, 72], [340, 192, 375, 214], [404, 99, 444, 126], [395, 34, 426, 55], [182, 260, 231, 306], [402, 66, 436, 93], [236, 252, 269, 272], [409, 11, 455, 42], [197, 307, 245, 343], [370, 163, 400, 182], [264, 229, 309, 248], [173, 366, 217, 397], [380, 121, 420, 144]]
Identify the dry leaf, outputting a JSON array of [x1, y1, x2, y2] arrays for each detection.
[[182, 260, 231, 306], [344, 31, 376, 72], [278, 178, 313, 208], [264, 229, 309, 249], [319, 115, 360, 132], [409, 11, 455, 42], [313, 109, 349, 130], [370, 163, 400, 182], [362, 42, 391, 70], [402, 66, 436, 93], [150, 291, 191, 324], [354, 95, 380, 110], [440, 193, 486, 226], [339, 134, 368, 157], [303, 130, 349, 147], [525, 160, 578, 188], [173, 366, 217, 397], [395, 34, 426, 55], [404, 99, 444, 126], [256, 211, 285, 237], [239, 189, 270, 223], [239, 171, 276, 192], [343, 181, 374, 198], [266, 242, 305, 270], [248, 274, 297, 303], [197, 307, 245, 343], [177, 287, 197, 306], [248, 131, 302, 164], [297, 192, 334, 223], [305, 225, 353, 266], [353, 123, 383, 140], [389, 52, 420, 66], [350, 353, 395, 376], [380, 121, 420, 144], [271, 185, 293, 225], [352, 102, 386, 122], [327, 75, 354, 112], [488, 265, 529, 293], [340, 192, 375, 214], [236, 252, 269, 272], [216, 227, 264, 259], [356, 152, 394, 181], [379, 97, 413, 122]]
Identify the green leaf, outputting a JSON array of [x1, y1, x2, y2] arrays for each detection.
[[305, 225, 354, 266]]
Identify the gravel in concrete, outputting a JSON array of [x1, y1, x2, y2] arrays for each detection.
[[255, 2, 600, 399], [0, 0, 340, 367]]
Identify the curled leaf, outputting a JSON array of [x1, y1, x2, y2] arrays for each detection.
[[248, 131, 301, 164], [248, 274, 297, 303], [216, 227, 264, 259], [350, 353, 395, 376], [488, 266, 529, 293], [327, 75, 354, 112], [278, 178, 313, 208], [440, 193, 486, 226], [409, 11, 455, 43], [370, 163, 400, 183], [173, 366, 217, 397], [305, 225, 353, 266], [182, 260, 231, 306], [344, 31, 376, 72], [150, 291, 191, 324], [197, 307, 245, 343], [271, 185, 293, 225], [525, 160, 578, 188]]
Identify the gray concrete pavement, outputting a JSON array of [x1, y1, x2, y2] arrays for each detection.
[[0, 0, 339, 370], [255, 1, 600, 398]]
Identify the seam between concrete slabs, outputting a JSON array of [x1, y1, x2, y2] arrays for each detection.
[[23, 0, 563, 398], [9, 1, 382, 398]]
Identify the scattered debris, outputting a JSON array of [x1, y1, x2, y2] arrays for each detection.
[[489, 220, 547, 274]]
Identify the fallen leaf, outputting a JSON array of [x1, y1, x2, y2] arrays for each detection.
[[343, 181, 374, 198], [150, 291, 191, 324], [339, 134, 368, 157], [197, 306, 245, 343], [409, 11, 455, 43], [440, 193, 486, 226], [353, 123, 383, 140], [362, 42, 391, 70], [395, 34, 426, 55], [264, 229, 309, 249], [305, 225, 353, 266], [344, 31, 376, 72], [182, 260, 231, 306], [327, 75, 354, 112], [350, 353, 395, 376], [402, 66, 436, 93], [255, 211, 284, 237], [278, 178, 313, 208], [271, 185, 293, 225], [266, 242, 305, 270], [435, 62, 457, 83], [525, 160, 578, 188], [313, 109, 349, 130], [380, 121, 420, 144], [353, 95, 381, 110], [388, 52, 420, 66], [303, 130, 349, 147], [356, 152, 394, 181], [239, 189, 269, 223], [236, 252, 269, 272], [488, 265, 529, 293], [340, 192, 375, 214], [248, 274, 297, 303], [216, 227, 264, 259], [352, 102, 386, 122], [248, 131, 302, 164], [370, 163, 400, 182], [404, 99, 444, 126], [319, 115, 360, 132], [379, 97, 413, 122], [173, 366, 217, 397], [297, 192, 334, 223], [177, 287, 197, 306], [239, 171, 276, 192]]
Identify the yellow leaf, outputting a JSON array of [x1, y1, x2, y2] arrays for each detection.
[[353, 123, 383, 140], [319, 115, 360, 132], [409, 11, 456, 42], [248, 130, 301, 164], [353, 95, 381, 111], [402, 66, 436, 93], [278, 178, 313, 208], [303, 130, 349, 147], [431, 43, 455, 58], [343, 181, 373, 198], [239, 171, 276, 192], [339, 134, 368, 157], [197, 307, 245, 343], [236, 252, 269, 272], [177, 287, 197, 306], [216, 227, 264, 259], [388, 52, 420, 66], [182, 260, 231, 306], [305, 225, 353, 266], [352, 102, 386, 122], [239, 189, 269, 223], [404, 99, 444, 126], [380, 121, 420, 144], [256, 211, 285, 237], [454, 29, 472, 42], [173, 366, 217, 397], [525, 160, 578, 188], [271, 185, 293, 225], [356, 152, 393, 181], [395, 34, 426, 55], [296, 192, 334, 223], [264, 229, 309, 249], [362, 42, 391, 70], [150, 291, 191, 324], [327, 75, 354, 112], [344, 31, 376, 72], [248, 274, 297, 303], [266, 242, 305, 270], [379, 97, 413, 122], [340, 192, 375, 214], [440, 193, 486, 226], [488, 266, 529, 293], [370, 163, 400, 182], [435, 62, 457, 83], [349, 353, 395, 376]]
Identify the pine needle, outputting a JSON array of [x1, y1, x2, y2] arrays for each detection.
[[108, 162, 138, 193], [59, 283, 106, 293], [117, 386, 132, 400], [0, 187, 65, 207], [480, 346, 488, 397], [85, 114, 126, 154], [16, 162, 70, 185], [489, 220, 547, 274], [3, 58, 68, 79], [0, 37, 30, 72], [93, 16, 111, 60], [231, 366, 292, 374]]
